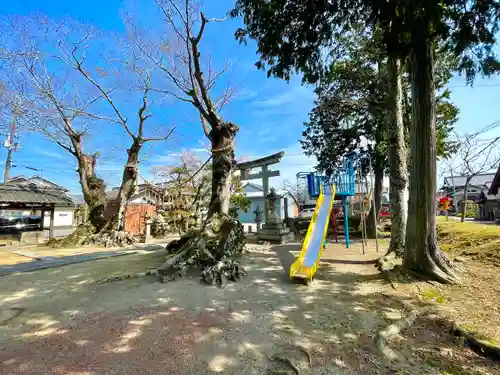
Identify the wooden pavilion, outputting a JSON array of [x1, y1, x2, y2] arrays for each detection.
[[0, 183, 74, 239]]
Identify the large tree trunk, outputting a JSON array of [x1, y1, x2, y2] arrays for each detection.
[[373, 163, 383, 219], [403, 36, 458, 283], [387, 56, 408, 257], [208, 122, 239, 217], [77, 152, 106, 231], [366, 127, 386, 238], [365, 165, 383, 238], [110, 140, 142, 231], [148, 121, 246, 287]]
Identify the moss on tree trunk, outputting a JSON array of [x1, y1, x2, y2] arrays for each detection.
[[387, 56, 408, 257]]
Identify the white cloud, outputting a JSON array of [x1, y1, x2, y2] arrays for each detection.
[[32, 147, 66, 160], [251, 85, 313, 109]]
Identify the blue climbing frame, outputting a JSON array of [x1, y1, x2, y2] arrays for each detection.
[[297, 153, 356, 248]]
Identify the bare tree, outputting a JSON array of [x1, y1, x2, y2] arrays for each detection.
[[152, 151, 211, 223], [52, 29, 176, 237], [0, 16, 176, 243], [0, 15, 108, 230], [282, 179, 308, 209], [124, 0, 247, 285], [128, 0, 240, 218], [453, 131, 500, 222]]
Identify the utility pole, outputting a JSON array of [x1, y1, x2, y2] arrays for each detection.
[[3, 102, 19, 183]]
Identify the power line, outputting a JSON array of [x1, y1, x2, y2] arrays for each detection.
[[447, 83, 500, 89]]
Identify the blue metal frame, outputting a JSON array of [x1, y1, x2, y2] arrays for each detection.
[[296, 153, 357, 248]]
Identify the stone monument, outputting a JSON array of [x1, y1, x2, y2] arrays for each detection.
[[253, 204, 263, 231], [257, 188, 293, 243], [236, 151, 293, 243]]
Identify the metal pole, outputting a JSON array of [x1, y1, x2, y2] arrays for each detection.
[[368, 158, 379, 252], [343, 196, 350, 248]]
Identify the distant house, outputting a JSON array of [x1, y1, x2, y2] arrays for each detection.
[[106, 183, 165, 207], [488, 164, 500, 197], [1, 176, 76, 228], [442, 173, 495, 198], [442, 173, 497, 220], [238, 182, 298, 233]]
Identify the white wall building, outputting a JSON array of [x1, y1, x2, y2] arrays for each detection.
[[3, 175, 77, 228]]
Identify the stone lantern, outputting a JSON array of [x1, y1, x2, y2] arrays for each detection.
[[258, 187, 292, 244], [266, 187, 280, 223], [253, 204, 263, 230]]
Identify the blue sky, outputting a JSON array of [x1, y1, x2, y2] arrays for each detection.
[[1, 0, 499, 193]]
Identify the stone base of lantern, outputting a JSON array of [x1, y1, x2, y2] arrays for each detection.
[[257, 218, 294, 244]]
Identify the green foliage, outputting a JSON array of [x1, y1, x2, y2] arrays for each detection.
[[300, 25, 386, 176], [300, 26, 459, 175], [232, 1, 500, 83], [460, 200, 477, 217]]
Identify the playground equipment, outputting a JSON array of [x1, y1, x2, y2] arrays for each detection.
[[289, 184, 336, 282], [297, 152, 357, 246], [290, 152, 379, 282]]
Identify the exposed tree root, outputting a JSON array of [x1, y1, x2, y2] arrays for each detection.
[[376, 251, 399, 272], [46, 223, 95, 248], [149, 213, 247, 287], [268, 356, 300, 375], [93, 214, 247, 287], [47, 222, 138, 249], [376, 304, 428, 360], [429, 250, 461, 284], [378, 249, 460, 285], [451, 322, 500, 362], [82, 230, 137, 248]]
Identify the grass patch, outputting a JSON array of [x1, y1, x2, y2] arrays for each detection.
[[436, 219, 500, 264], [421, 288, 446, 304]]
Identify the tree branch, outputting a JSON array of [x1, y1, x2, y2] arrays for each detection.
[[143, 126, 176, 143]]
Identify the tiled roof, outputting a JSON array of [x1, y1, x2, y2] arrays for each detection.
[[6, 175, 67, 191], [0, 184, 75, 206], [443, 173, 495, 189], [488, 165, 500, 195]]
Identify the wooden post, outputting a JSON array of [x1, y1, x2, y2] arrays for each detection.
[[40, 208, 45, 230], [283, 197, 289, 220], [49, 205, 55, 240], [262, 165, 270, 223]]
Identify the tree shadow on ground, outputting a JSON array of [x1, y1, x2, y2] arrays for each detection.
[[0, 244, 498, 375]]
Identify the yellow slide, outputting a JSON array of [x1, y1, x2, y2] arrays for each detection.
[[290, 184, 336, 282]]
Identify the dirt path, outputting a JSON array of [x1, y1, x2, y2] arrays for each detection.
[[0, 241, 498, 375]]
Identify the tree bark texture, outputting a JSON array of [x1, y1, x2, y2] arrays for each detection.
[[403, 36, 458, 283], [77, 152, 106, 231], [111, 139, 142, 231], [374, 163, 384, 219], [387, 56, 408, 257], [208, 122, 239, 217], [64, 119, 106, 232], [366, 126, 386, 238]]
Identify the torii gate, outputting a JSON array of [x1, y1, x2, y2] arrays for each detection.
[[235, 151, 284, 223]]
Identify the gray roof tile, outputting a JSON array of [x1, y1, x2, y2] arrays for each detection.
[[0, 184, 75, 206]]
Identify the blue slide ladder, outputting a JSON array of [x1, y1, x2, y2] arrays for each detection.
[[297, 154, 356, 248]]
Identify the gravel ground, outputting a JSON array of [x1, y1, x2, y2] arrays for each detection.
[[0, 240, 498, 375]]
